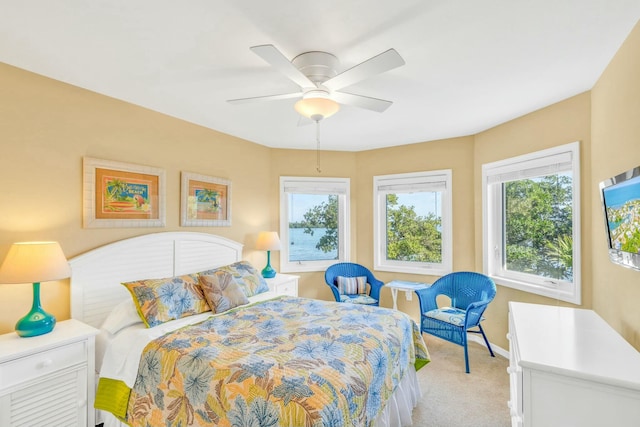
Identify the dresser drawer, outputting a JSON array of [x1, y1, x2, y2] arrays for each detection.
[[0, 341, 87, 391], [265, 274, 299, 297], [276, 281, 297, 296]]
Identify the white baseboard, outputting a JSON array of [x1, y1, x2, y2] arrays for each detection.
[[467, 334, 509, 359]]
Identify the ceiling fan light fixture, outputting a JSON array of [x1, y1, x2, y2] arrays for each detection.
[[294, 97, 340, 121]]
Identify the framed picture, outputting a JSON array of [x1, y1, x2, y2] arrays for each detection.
[[181, 172, 231, 227], [83, 157, 166, 228]]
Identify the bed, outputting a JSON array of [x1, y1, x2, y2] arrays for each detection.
[[69, 232, 430, 427]]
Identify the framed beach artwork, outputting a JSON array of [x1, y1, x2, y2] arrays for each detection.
[[181, 172, 231, 227], [83, 157, 166, 228]]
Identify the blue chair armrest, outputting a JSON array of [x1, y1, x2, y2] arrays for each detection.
[[415, 286, 439, 313], [327, 282, 341, 302], [368, 277, 384, 301], [464, 300, 491, 327]]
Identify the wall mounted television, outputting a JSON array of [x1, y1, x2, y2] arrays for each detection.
[[600, 165, 640, 271]]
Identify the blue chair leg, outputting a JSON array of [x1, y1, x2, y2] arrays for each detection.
[[463, 336, 470, 374], [478, 324, 495, 357]]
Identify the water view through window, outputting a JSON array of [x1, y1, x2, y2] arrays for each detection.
[[288, 193, 339, 262], [288, 227, 338, 261]]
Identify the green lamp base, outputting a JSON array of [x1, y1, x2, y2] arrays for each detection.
[[261, 264, 276, 278], [15, 282, 56, 338], [16, 310, 56, 337], [261, 250, 276, 278]]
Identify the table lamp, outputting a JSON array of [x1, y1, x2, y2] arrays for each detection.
[[256, 231, 281, 278], [0, 241, 71, 337]]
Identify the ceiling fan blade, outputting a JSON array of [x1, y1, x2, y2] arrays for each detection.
[[227, 92, 301, 104], [250, 44, 316, 89], [332, 91, 393, 113], [323, 49, 405, 91]]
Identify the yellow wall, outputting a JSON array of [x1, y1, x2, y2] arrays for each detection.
[[349, 93, 593, 349], [473, 92, 592, 348], [270, 137, 475, 322], [269, 148, 358, 303], [1, 19, 639, 353], [355, 137, 475, 320], [591, 20, 640, 349], [0, 63, 273, 333]]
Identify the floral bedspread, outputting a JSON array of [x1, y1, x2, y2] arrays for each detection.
[[125, 297, 429, 427]]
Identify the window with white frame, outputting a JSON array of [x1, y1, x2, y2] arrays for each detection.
[[374, 170, 452, 275], [482, 141, 581, 304], [279, 177, 350, 272]]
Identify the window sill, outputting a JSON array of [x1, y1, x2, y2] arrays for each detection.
[[282, 260, 338, 273], [375, 264, 451, 277], [490, 274, 580, 305]]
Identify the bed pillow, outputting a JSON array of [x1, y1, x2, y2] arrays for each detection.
[[336, 275, 368, 295], [199, 271, 249, 314], [199, 261, 269, 297], [101, 298, 143, 334], [122, 273, 210, 327]]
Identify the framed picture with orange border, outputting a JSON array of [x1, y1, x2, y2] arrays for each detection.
[[181, 171, 232, 227], [83, 157, 166, 228]]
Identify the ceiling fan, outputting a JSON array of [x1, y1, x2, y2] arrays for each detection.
[[227, 44, 405, 121]]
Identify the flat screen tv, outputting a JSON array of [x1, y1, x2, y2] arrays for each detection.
[[600, 165, 640, 271]]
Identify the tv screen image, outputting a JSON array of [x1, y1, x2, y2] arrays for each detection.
[[602, 174, 640, 254], [600, 165, 640, 271]]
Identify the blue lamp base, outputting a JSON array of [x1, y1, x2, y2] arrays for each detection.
[[15, 282, 56, 338], [261, 250, 277, 278]]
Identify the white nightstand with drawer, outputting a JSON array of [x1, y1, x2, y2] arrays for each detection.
[[265, 273, 299, 297], [0, 319, 98, 427]]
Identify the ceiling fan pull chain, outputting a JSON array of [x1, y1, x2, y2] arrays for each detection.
[[316, 120, 322, 173]]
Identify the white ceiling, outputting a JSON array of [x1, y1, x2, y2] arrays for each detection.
[[2, 1, 639, 151]]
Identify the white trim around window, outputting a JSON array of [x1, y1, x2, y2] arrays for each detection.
[[279, 176, 350, 273], [373, 170, 453, 276], [482, 141, 581, 304]]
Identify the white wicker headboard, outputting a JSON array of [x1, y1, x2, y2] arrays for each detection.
[[69, 232, 243, 328]]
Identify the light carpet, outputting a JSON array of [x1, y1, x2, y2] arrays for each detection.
[[411, 335, 511, 427]]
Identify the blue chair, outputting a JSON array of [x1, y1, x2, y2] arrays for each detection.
[[324, 263, 384, 306], [415, 272, 496, 373]]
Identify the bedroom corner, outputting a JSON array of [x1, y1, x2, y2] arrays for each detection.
[[0, 63, 274, 335]]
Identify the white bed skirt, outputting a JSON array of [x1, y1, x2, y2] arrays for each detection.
[[99, 364, 421, 427], [373, 364, 422, 427]]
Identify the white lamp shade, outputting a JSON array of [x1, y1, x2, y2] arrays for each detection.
[[0, 241, 71, 284], [256, 232, 281, 251]]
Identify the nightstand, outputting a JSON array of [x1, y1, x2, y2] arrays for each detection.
[[265, 273, 299, 297], [0, 319, 98, 427]]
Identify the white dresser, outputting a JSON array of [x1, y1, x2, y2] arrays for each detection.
[[507, 302, 640, 427], [0, 319, 98, 427], [265, 273, 299, 297]]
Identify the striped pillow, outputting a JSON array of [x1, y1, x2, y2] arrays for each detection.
[[336, 275, 367, 295]]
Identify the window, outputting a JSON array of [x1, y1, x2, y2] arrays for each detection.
[[374, 170, 452, 275], [279, 177, 350, 272], [482, 141, 581, 304]]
